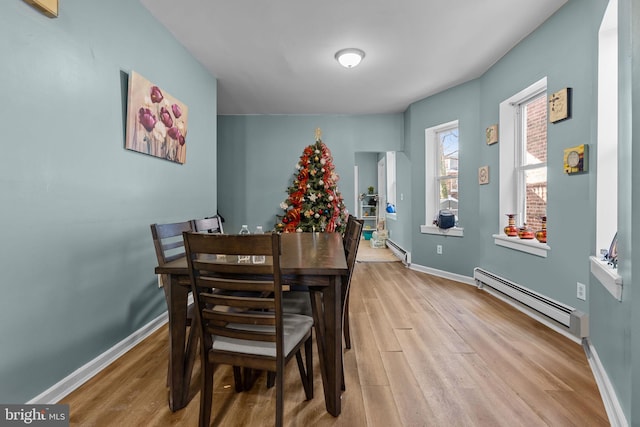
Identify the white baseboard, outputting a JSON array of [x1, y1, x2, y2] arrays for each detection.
[[28, 312, 168, 404], [583, 339, 628, 427], [409, 263, 475, 286]]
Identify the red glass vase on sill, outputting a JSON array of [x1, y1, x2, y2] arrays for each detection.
[[536, 216, 547, 243], [504, 214, 518, 237], [518, 223, 534, 239]]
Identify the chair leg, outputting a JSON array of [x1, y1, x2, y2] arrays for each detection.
[[233, 366, 243, 393], [200, 360, 214, 427], [343, 293, 352, 349], [305, 335, 313, 399], [295, 337, 313, 400], [276, 361, 284, 427], [183, 324, 199, 400], [267, 371, 275, 389], [242, 368, 261, 391]]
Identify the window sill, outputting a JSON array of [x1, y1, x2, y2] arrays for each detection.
[[421, 225, 464, 237], [589, 256, 623, 301], [493, 234, 550, 257]]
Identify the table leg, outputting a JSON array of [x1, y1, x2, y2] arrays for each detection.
[[313, 276, 342, 417], [309, 290, 328, 390], [167, 275, 189, 411]]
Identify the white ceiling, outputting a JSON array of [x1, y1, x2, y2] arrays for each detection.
[[140, 0, 568, 115]]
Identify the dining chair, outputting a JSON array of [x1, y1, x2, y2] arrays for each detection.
[[281, 215, 361, 347], [340, 216, 364, 350], [183, 232, 314, 427], [192, 215, 224, 234], [150, 220, 199, 386], [151, 221, 193, 267]]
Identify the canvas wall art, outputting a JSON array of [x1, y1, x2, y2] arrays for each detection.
[[125, 71, 188, 164]]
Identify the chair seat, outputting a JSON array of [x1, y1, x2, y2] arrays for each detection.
[[282, 291, 313, 317], [212, 313, 313, 357]]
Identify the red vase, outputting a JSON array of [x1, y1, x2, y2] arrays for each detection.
[[536, 216, 547, 243], [504, 214, 518, 237], [518, 223, 535, 239]]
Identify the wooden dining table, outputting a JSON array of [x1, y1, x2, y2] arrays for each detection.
[[154, 232, 349, 417]]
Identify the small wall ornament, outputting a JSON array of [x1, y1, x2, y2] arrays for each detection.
[[485, 124, 498, 145], [478, 166, 489, 185], [23, 0, 58, 17], [549, 88, 572, 123], [563, 144, 588, 174]]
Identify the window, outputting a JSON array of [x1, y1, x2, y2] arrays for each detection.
[[421, 120, 463, 236], [590, 0, 622, 300], [386, 151, 397, 209], [437, 126, 460, 218], [496, 78, 549, 256], [517, 93, 547, 232]]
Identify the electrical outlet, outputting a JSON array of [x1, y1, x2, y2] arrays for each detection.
[[577, 282, 586, 301], [436, 244, 443, 255]]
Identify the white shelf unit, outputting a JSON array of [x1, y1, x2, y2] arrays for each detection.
[[359, 194, 378, 229]]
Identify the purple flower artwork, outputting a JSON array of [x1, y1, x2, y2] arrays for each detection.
[[125, 71, 188, 164]]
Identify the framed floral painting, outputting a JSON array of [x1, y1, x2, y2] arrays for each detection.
[[125, 71, 188, 164]]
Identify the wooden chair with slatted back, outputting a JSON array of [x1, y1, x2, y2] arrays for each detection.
[[150, 221, 199, 386], [151, 221, 193, 266], [192, 215, 224, 234], [341, 215, 364, 350], [183, 232, 314, 427], [281, 215, 361, 349]]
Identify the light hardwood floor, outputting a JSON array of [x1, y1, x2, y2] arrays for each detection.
[[61, 261, 609, 426]]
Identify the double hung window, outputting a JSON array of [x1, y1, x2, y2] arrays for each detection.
[[422, 120, 463, 236], [497, 77, 549, 256]]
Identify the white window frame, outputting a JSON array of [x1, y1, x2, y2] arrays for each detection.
[[494, 77, 550, 256], [386, 151, 396, 206], [421, 120, 463, 237], [516, 92, 547, 226], [385, 151, 397, 220], [590, 0, 622, 300]]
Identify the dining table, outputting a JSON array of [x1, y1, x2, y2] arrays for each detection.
[[154, 231, 349, 417]]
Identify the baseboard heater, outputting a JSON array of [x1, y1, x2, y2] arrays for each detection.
[[386, 239, 411, 265], [473, 268, 588, 338]]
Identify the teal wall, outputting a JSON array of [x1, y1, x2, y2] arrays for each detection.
[[0, 1, 218, 402], [217, 115, 404, 234], [407, 0, 603, 308], [405, 79, 482, 276], [355, 152, 378, 197]]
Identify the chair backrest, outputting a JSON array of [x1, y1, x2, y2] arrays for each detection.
[[192, 215, 224, 234], [342, 217, 364, 302], [150, 221, 194, 265], [342, 215, 359, 256], [183, 232, 284, 362], [344, 217, 364, 272]]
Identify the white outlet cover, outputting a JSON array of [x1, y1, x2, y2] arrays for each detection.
[[577, 282, 586, 300]]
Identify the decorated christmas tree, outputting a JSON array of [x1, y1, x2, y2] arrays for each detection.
[[275, 129, 349, 234]]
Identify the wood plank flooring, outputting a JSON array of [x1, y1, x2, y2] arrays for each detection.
[[60, 261, 609, 426]]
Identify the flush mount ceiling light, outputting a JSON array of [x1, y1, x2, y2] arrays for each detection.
[[335, 48, 365, 68]]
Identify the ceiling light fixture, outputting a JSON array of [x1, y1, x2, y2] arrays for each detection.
[[335, 48, 365, 68]]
